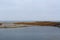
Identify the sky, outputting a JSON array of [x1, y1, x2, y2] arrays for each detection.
[[0, 0, 60, 21]]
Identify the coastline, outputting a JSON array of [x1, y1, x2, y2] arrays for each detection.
[[0, 21, 60, 28]]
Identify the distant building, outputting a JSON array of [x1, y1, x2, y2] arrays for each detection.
[[0, 23, 16, 28]]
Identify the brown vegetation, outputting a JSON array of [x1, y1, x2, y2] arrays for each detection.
[[14, 21, 60, 27]]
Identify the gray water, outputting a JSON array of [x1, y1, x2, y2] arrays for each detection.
[[0, 26, 60, 40]]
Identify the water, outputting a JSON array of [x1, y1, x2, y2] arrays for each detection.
[[0, 26, 60, 40]]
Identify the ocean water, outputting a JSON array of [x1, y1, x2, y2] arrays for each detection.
[[0, 26, 60, 40]]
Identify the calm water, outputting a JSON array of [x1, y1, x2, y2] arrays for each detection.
[[0, 26, 60, 40]]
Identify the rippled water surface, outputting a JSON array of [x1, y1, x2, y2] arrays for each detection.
[[0, 26, 60, 40]]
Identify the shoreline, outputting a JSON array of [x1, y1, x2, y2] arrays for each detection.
[[0, 21, 60, 28]]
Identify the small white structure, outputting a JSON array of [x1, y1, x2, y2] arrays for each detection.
[[0, 23, 31, 28], [1, 23, 16, 28]]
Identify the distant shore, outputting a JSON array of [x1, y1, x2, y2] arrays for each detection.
[[0, 21, 60, 28], [14, 21, 60, 27]]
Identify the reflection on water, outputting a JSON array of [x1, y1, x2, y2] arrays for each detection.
[[0, 26, 60, 40]]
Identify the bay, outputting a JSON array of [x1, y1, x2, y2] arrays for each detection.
[[0, 26, 60, 40]]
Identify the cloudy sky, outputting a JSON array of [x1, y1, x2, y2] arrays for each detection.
[[0, 0, 60, 21]]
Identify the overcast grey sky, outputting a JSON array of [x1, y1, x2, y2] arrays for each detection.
[[0, 0, 60, 21]]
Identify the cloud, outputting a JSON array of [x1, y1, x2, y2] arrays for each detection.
[[0, 0, 60, 21]]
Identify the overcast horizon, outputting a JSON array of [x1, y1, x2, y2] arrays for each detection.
[[0, 0, 60, 21]]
